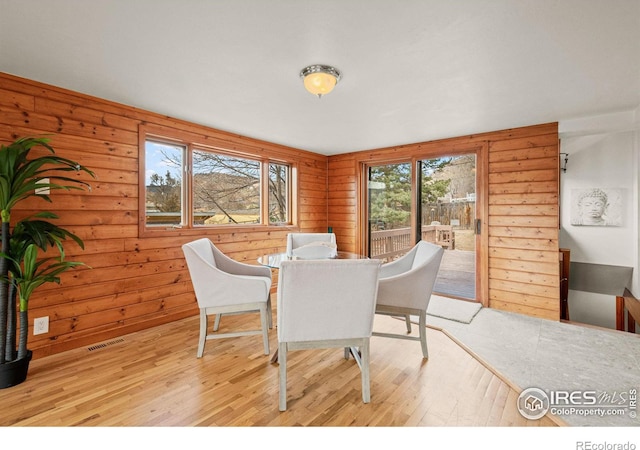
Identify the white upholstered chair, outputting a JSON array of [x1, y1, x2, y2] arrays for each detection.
[[373, 240, 443, 359], [182, 238, 273, 358], [286, 232, 337, 259], [277, 258, 381, 411]]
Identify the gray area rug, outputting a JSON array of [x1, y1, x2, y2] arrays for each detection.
[[426, 294, 482, 323], [425, 307, 640, 427]]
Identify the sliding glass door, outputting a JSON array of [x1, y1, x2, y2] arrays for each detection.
[[366, 153, 478, 301]]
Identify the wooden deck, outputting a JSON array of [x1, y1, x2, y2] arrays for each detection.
[[434, 249, 476, 299], [2, 312, 558, 427], [371, 227, 476, 300]]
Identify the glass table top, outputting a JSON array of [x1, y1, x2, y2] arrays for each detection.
[[257, 251, 366, 269]]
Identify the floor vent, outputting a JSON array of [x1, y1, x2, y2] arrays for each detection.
[[87, 338, 125, 352]]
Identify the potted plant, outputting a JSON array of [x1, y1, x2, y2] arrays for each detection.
[[0, 136, 94, 388]]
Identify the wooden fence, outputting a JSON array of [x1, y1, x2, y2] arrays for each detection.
[[422, 200, 475, 230]]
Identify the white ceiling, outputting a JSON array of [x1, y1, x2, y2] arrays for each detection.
[[1, 0, 639, 155]]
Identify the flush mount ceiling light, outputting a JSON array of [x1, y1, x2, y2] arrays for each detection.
[[300, 65, 341, 98]]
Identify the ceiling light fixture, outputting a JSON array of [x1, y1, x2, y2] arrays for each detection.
[[300, 65, 341, 98]]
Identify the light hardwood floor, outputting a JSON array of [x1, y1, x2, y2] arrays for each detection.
[[2, 312, 560, 427]]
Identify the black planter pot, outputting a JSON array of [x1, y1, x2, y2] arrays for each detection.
[[0, 350, 32, 389]]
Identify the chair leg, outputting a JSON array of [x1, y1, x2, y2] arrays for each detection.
[[267, 294, 273, 329], [278, 342, 288, 411], [260, 303, 270, 355], [361, 339, 371, 403], [213, 313, 221, 331], [197, 309, 207, 358], [404, 314, 412, 333], [419, 310, 428, 359]]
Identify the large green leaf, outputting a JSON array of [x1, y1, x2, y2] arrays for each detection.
[[4, 244, 86, 312], [11, 217, 84, 257], [0, 137, 95, 215]]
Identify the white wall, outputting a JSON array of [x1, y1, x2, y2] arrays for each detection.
[[559, 108, 640, 330]]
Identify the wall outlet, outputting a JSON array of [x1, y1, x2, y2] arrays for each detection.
[[34, 316, 49, 335]]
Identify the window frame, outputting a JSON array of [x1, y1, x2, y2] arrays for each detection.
[[138, 125, 295, 237]]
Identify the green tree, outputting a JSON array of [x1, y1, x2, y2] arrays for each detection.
[[368, 163, 412, 229], [420, 158, 451, 204], [149, 171, 181, 212], [368, 159, 453, 229]]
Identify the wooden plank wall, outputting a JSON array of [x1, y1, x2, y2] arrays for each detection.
[[328, 123, 560, 320], [0, 72, 328, 358], [487, 130, 560, 320]]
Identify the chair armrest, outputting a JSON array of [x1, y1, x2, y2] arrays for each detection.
[[215, 252, 272, 278], [377, 266, 438, 310], [229, 261, 272, 278], [379, 255, 413, 278]]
